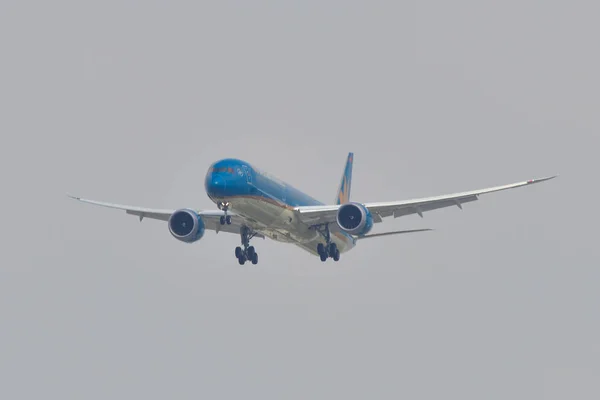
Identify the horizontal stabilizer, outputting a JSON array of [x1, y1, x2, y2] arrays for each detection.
[[356, 228, 433, 240]]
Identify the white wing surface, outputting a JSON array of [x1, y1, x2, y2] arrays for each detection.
[[294, 176, 557, 226], [67, 195, 263, 237]]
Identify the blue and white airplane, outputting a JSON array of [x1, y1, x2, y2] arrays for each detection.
[[69, 153, 555, 264]]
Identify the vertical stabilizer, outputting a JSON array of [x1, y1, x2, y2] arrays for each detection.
[[335, 152, 354, 205]]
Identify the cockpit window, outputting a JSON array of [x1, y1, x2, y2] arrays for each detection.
[[212, 167, 234, 174]]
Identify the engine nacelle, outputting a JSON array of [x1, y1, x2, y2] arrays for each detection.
[[336, 202, 373, 236], [168, 209, 205, 243]]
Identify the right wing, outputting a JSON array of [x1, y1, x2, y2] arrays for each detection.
[[364, 175, 557, 221], [294, 175, 557, 226], [67, 195, 264, 237]]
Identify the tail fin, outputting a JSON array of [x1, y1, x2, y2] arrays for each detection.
[[335, 152, 354, 205]]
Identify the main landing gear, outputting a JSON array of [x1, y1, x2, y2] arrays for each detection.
[[315, 224, 340, 262], [235, 226, 259, 265], [218, 202, 232, 225]]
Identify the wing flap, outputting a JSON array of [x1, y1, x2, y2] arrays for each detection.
[[125, 210, 171, 221], [390, 195, 478, 218], [295, 206, 339, 225]]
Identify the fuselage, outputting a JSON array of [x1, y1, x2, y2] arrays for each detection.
[[204, 158, 356, 255]]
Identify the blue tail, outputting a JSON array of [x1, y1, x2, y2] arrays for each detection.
[[335, 152, 354, 205]]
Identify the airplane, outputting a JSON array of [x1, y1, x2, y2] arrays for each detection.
[[69, 153, 556, 265]]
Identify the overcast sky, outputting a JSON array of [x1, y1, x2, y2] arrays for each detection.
[[1, 1, 598, 399]]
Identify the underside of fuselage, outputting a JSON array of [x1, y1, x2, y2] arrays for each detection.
[[220, 196, 354, 255], [204, 158, 355, 256]]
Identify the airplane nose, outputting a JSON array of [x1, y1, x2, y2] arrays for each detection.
[[206, 174, 227, 197]]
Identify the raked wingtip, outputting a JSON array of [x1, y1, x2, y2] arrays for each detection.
[[528, 175, 558, 184]]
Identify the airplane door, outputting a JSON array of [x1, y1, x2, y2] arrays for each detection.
[[242, 165, 252, 184]]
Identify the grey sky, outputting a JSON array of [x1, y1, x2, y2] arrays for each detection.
[[1, 1, 598, 399]]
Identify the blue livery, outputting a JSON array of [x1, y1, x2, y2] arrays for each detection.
[[70, 152, 556, 265]]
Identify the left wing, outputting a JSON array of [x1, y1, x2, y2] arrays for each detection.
[[294, 176, 557, 226], [67, 195, 263, 237]]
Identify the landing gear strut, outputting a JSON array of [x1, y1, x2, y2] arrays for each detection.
[[218, 202, 232, 225], [315, 224, 340, 262], [235, 226, 259, 265]]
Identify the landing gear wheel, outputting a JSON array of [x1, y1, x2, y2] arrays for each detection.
[[220, 216, 226, 225], [225, 215, 232, 225], [235, 226, 260, 265], [317, 243, 326, 255], [332, 248, 340, 262], [328, 243, 338, 257], [315, 224, 342, 262]]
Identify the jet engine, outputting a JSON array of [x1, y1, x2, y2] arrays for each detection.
[[335, 202, 373, 236], [168, 209, 205, 243]]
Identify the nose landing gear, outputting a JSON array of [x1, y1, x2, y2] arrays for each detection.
[[218, 202, 232, 225], [235, 226, 259, 265]]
